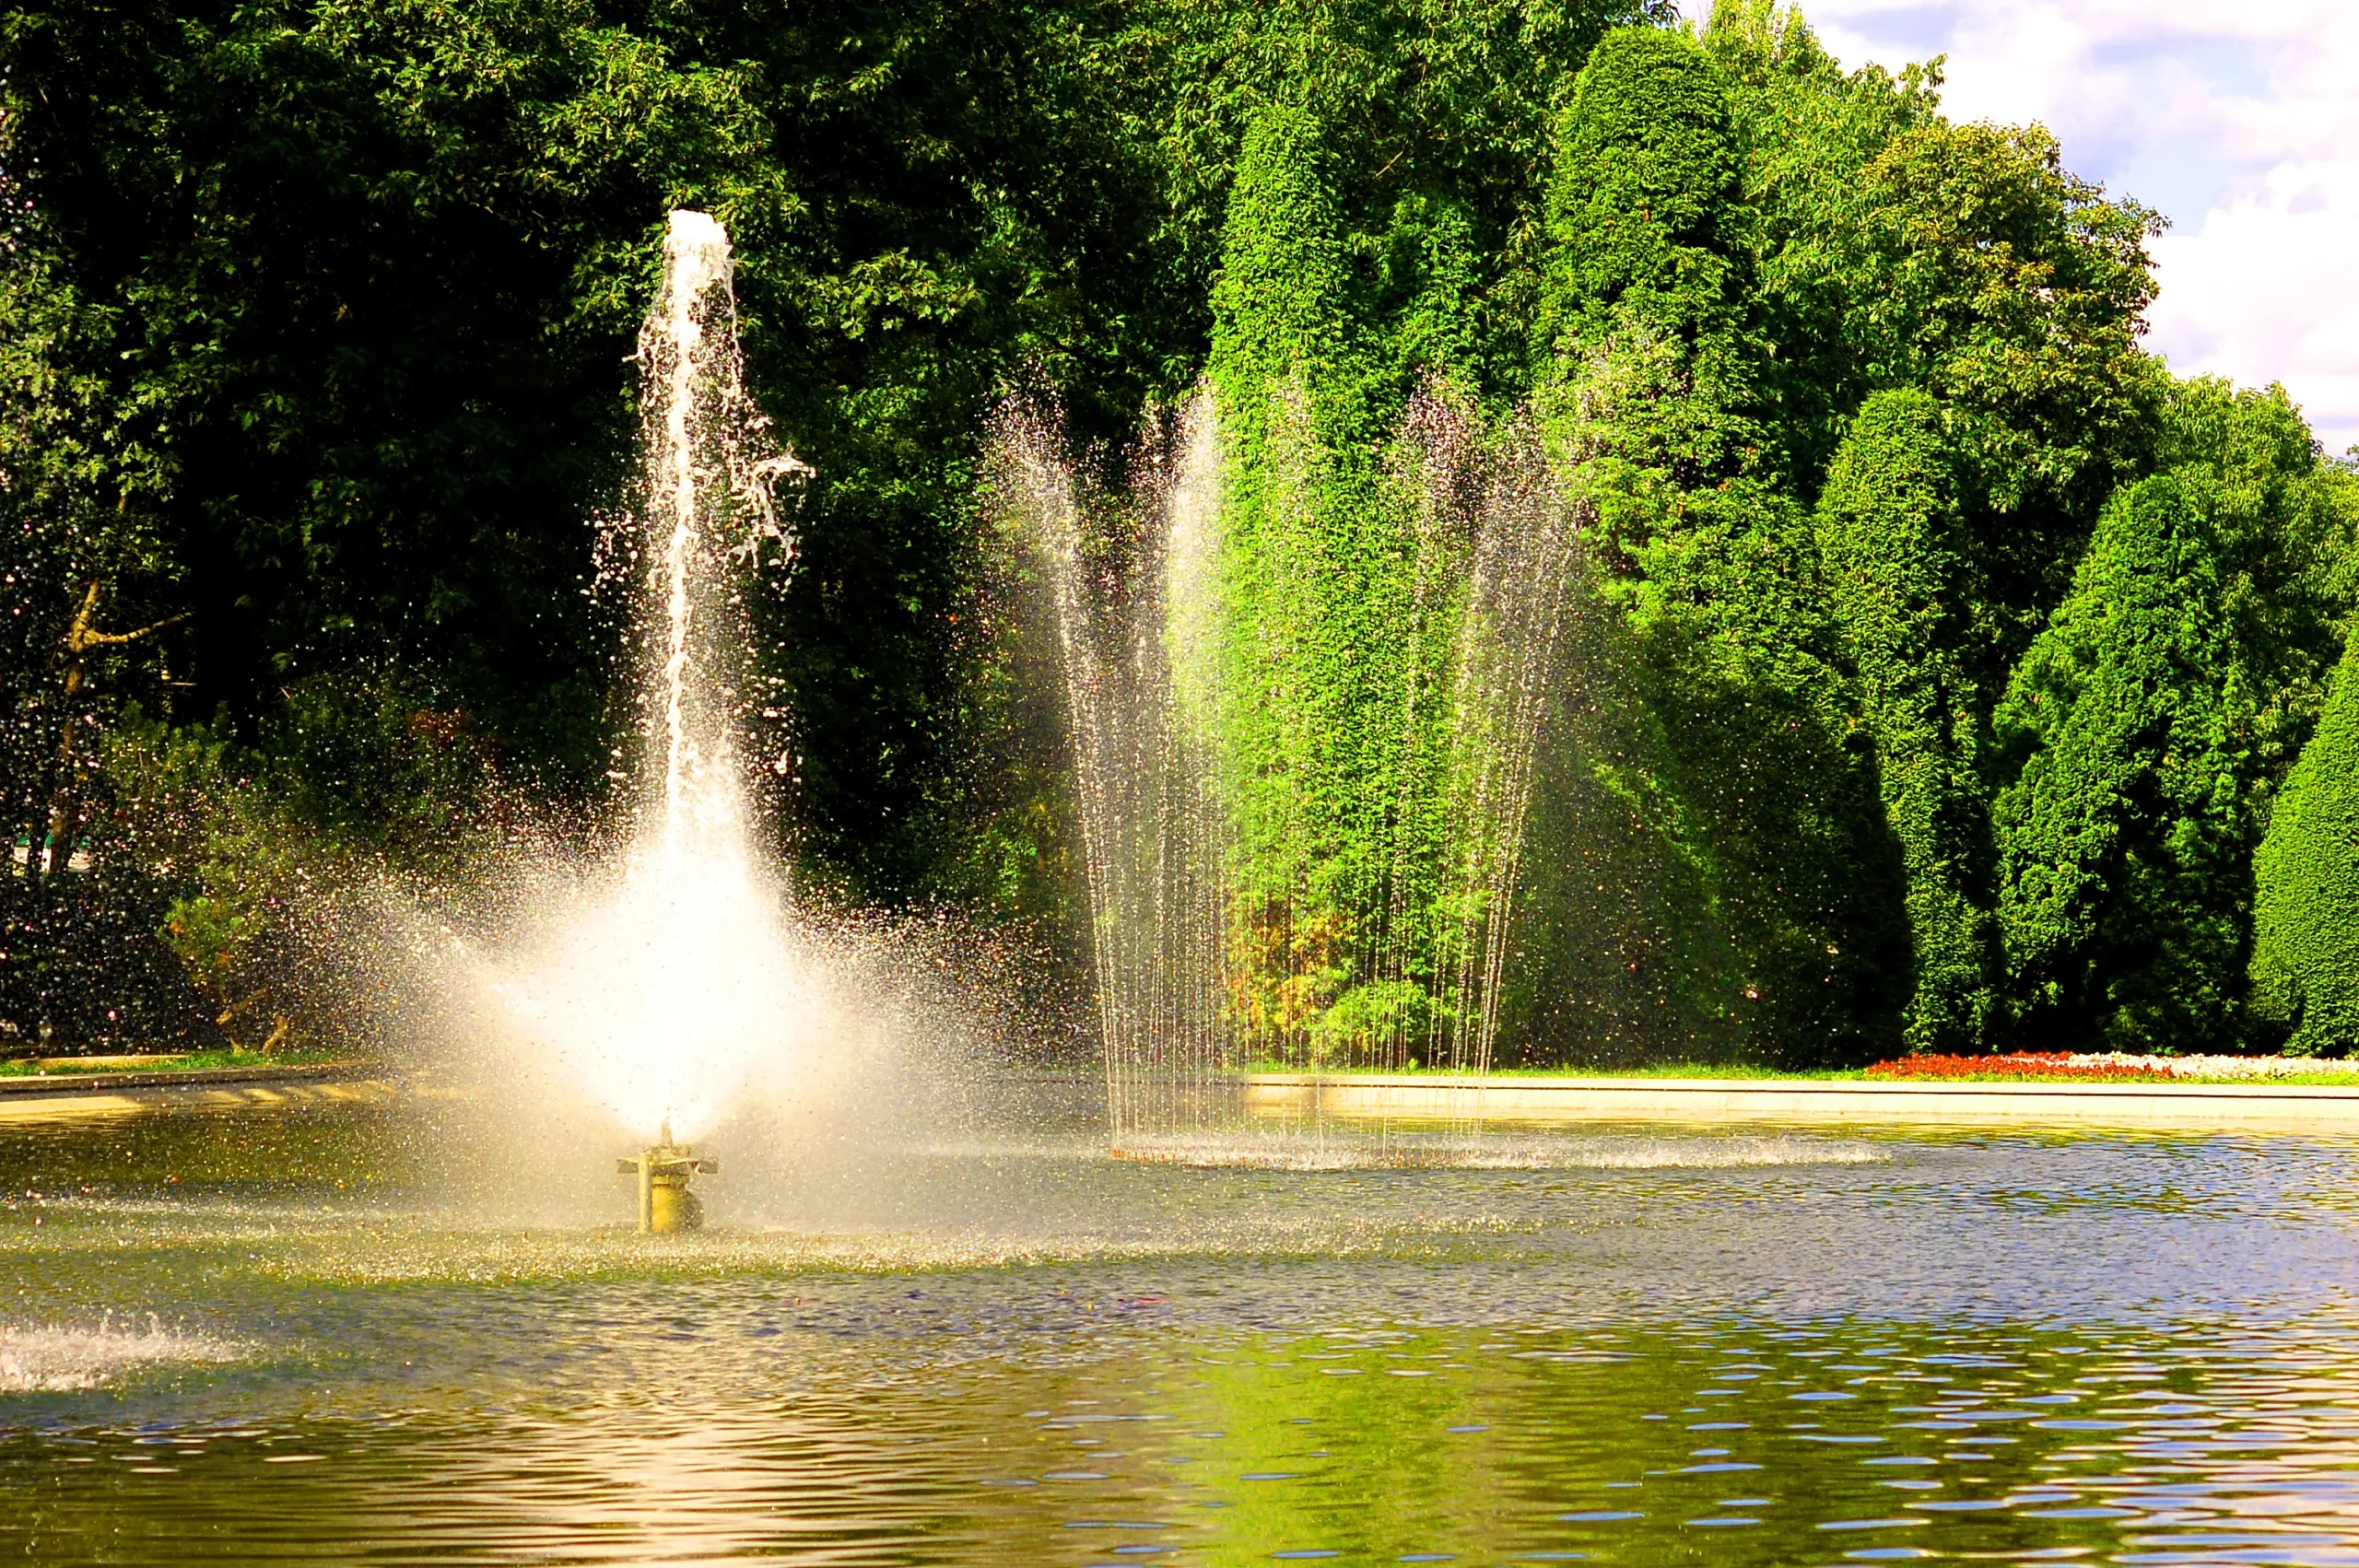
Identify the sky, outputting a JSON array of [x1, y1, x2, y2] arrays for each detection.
[[1798, 0, 2359, 452]]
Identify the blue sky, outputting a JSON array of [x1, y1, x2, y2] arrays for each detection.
[[1801, 0, 2359, 451]]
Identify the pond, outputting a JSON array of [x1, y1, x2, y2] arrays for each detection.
[[4, 1094, 2358, 1565]]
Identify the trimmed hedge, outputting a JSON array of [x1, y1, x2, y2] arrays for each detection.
[[2251, 637, 2359, 1053], [1814, 389, 1998, 1052]]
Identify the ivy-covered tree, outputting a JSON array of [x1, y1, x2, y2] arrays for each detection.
[[1535, 22, 1766, 486], [1202, 102, 1476, 1057]]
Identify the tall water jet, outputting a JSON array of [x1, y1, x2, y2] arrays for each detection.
[[1422, 407, 1588, 1078], [991, 385, 1589, 1141], [987, 395, 1227, 1145], [634, 209, 808, 864], [489, 210, 815, 1168]]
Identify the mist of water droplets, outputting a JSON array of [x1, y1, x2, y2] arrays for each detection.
[[989, 384, 1591, 1142]]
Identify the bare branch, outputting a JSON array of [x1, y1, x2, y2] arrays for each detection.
[[78, 612, 190, 649]]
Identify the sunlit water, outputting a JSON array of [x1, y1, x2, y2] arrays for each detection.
[[6, 1093, 2359, 1564]]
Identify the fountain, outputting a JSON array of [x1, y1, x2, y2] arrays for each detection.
[[11, 37, 2359, 1568], [477, 209, 813, 1224], [615, 1119, 720, 1234], [988, 387, 1589, 1144], [12, 204, 2359, 1568]]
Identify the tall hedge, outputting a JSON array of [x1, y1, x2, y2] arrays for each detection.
[[2250, 638, 2359, 1053], [1532, 25, 1907, 1064], [1814, 389, 1997, 1052], [1992, 474, 2253, 1048]]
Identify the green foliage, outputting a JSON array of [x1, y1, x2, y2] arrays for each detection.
[[100, 672, 503, 1051], [1610, 483, 1909, 1062], [1986, 379, 2357, 1053], [1706, 2, 2163, 494], [2154, 378, 2359, 786], [5, 0, 2347, 1065], [2251, 639, 2359, 1054], [1203, 104, 1463, 1053], [1814, 389, 1997, 1050], [0, 0, 1178, 908], [1992, 476, 2255, 1048], [104, 715, 308, 1047], [1151, 0, 1672, 399], [1210, 107, 1358, 386], [1532, 25, 1907, 1064], [1706, 1, 2165, 688], [1306, 977, 1448, 1064], [1537, 24, 1764, 486]]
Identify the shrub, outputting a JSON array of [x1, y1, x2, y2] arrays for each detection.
[[2250, 637, 2359, 1053]]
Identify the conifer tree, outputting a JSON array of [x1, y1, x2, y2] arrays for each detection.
[[1993, 475, 2254, 1048], [2250, 638, 2359, 1054], [1815, 389, 1997, 1051]]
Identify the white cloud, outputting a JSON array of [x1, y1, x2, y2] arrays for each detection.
[[1795, 0, 2359, 451]]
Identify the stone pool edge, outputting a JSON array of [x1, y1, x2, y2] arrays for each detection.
[[0, 1062, 397, 1120], [1240, 1072, 2359, 1129]]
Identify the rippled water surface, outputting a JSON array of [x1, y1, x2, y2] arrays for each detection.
[[5, 1092, 2359, 1565]]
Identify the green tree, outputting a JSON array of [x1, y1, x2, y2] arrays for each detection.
[[1706, 1, 2164, 689], [1533, 24, 1907, 1064], [2251, 638, 2359, 1053], [1988, 379, 2358, 1053], [2152, 378, 2359, 791], [1814, 389, 1997, 1050], [1992, 474, 2253, 1048]]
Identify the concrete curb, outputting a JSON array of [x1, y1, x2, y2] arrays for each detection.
[[1241, 1072, 2359, 1129], [0, 1063, 397, 1121]]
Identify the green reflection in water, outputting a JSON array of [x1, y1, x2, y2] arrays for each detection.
[[3, 1099, 2358, 1564]]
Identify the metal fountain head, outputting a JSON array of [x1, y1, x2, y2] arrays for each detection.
[[616, 1117, 720, 1234]]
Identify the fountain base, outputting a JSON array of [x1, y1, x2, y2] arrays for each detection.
[[616, 1123, 719, 1234]]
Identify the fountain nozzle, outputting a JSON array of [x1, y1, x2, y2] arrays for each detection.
[[616, 1121, 719, 1234]]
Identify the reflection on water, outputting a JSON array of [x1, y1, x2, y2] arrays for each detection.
[[5, 1092, 2359, 1564], [1109, 1126, 1891, 1171]]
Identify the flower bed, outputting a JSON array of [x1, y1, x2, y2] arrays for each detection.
[[1866, 1052, 2177, 1082]]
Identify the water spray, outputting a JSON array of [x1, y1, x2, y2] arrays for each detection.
[[497, 206, 809, 1204], [616, 1119, 719, 1234]]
